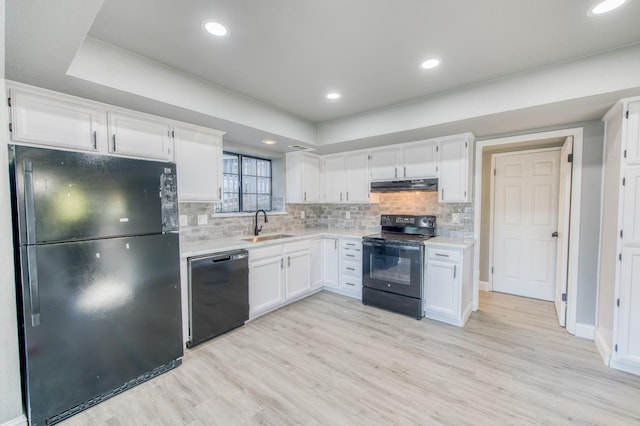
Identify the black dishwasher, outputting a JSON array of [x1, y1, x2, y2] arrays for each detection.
[[187, 249, 249, 348]]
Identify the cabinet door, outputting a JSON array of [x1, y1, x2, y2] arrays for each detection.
[[622, 167, 640, 245], [439, 137, 470, 203], [402, 141, 437, 178], [286, 250, 311, 300], [370, 147, 400, 181], [345, 152, 370, 202], [249, 256, 284, 318], [9, 90, 104, 152], [616, 247, 640, 366], [174, 124, 224, 201], [286, 152, 320, 203], [322, 238, 340, 289], [424, 259, 459, 319], [303, 155, 321, 202], [323, 155, 345, 202], [310, 239, 324, 290], [108, 112, 173, 161], [626, 101, 640, 165]]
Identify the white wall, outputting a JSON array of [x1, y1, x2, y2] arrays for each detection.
[[0, 0, 26, 423]]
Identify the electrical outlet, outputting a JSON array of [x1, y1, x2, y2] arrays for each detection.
[[179, 215, 188, 227], [300, 210, 305, 219], [197, 214, 208, 225], [451, 213, 461, 224], [345, 211, 351, 219]]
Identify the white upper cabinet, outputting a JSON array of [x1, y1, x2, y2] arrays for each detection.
[[9, 89, 106, 152], [370, 146, 400, 181], [286, 152, 320, 203], [370, 140, 438, 181], [345, 151, 370, 202], [321, 151, 370, 203], [174, 124, 225, 202], [403, 141, 438, 178], [438, 134, 473, 203], [108, 111, 174, 161], [323, 154, 346, 202]]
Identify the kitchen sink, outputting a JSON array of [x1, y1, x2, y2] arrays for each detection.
[[241, 234, 296, 243]]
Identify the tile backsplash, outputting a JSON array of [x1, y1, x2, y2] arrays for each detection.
[[179, 191, 473, 243]]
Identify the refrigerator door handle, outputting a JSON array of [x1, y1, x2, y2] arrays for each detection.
[[23, 161, 37, 244], [27, 246, 41, 326]]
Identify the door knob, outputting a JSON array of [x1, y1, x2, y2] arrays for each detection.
[[552, 231, 558, 237]]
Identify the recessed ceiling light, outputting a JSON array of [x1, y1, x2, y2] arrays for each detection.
[[326, 92, 341, 100], [203, 20, 228, 37], [589, 0, 627, 15], [262, 139, 278, 145], [420, 59, 440, 70]]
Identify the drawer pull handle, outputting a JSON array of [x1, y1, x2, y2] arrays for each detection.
[[435, 253, 450, 257], [346, 267, 355, 271], [346, 254, 355, 258], [346, 282, 355, 286]]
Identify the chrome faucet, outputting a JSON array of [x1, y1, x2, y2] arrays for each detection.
[[254, 209, 268, 235]]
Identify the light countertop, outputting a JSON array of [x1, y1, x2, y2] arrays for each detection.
[[425, 238, 475, 249], [180, 228, 373, 258]]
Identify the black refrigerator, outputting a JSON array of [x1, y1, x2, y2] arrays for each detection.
[[9, 145, 184, 426]]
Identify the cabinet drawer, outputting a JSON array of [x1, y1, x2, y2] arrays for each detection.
[[426, 247, 460, 262], [340, 239, 362, 251], [341, 259, 362, 277], [340, 276, 362, 290], [341, 249, 362, 262], [250, 245, 283, 262], [285, 240, 311, 253]]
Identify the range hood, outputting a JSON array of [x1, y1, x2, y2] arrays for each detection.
[[370, 178, 438, 192]]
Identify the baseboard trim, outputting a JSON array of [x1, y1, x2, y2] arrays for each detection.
[[594, 328, 611, 366], [574, 323, 595, 340], [479, 281, 489, 291], [1, 415, 27, 426]]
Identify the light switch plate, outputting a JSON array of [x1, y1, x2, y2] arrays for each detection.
[[300, 211, 305, 219], [451, 213, 461, 224], [197, 214, 208, 225], [179, 215, 188, 227], [345, 211, 351, 219]]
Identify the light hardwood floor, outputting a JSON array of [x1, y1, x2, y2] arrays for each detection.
[[61, 291, 640, 425]]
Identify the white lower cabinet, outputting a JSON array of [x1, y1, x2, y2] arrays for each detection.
[[248, 240, 317, 319], [322, 238, 340, 289], [310, 238, 324, 290], [338, 237, 363, 299], [249, 245, 285, 318], [285, 243, 312, 300], [423, 243, 473, 326]]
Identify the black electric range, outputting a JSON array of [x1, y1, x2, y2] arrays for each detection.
[[362, 215, 436, 319]]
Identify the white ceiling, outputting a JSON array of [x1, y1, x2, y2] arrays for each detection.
[[5, 0, 640, 153], [87, 0, 640, 122]]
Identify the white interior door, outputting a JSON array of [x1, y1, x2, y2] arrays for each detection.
[[554, 137, 573, 326], [492, 149, 560, 301]]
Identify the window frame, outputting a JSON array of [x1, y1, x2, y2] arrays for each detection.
[[222, 151, 273, 213]]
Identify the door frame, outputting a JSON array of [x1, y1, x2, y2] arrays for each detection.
[[473, 128, 583, 335], [488, 146, 562, 294]]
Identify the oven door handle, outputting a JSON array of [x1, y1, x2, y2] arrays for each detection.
[[362, 240, 386, 248], [362, 241, 423, 251]]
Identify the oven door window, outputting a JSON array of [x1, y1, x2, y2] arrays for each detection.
[[363, 243, 422, 298], [370, 248, 411, 285]]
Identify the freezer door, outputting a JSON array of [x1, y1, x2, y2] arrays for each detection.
[[9, 145, 178, 244], [17, 233, 182, 426]]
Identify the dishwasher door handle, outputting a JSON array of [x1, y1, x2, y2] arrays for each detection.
[[211, 255, 232, 263]]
